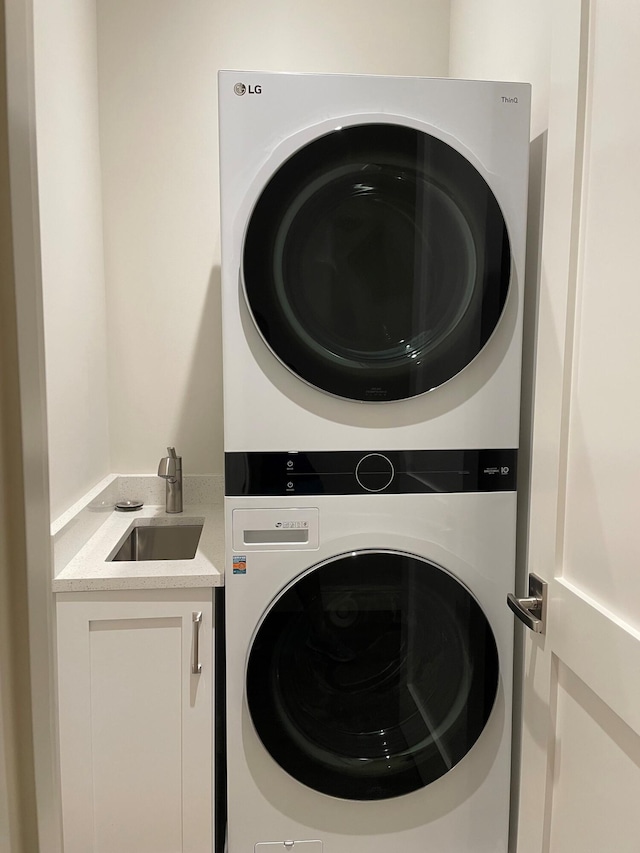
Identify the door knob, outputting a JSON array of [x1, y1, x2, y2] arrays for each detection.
[[507, 573, 547, 634]]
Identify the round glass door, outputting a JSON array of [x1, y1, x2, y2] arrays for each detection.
[[246, 550, 499, 801], [243, 123, 511, 402]]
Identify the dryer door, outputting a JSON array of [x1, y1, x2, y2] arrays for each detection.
[[242, 123, 511, 402], [246, 550, 499, 801]]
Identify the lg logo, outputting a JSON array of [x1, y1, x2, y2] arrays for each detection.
[[234, 82, 262, 96]]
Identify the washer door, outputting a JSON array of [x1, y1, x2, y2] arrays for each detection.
[[246, 550, 499, 801], [243, 123, 511, 402]]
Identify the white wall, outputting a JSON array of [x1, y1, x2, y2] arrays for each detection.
[[449, 0, 550, 138], [96, 0, 452, 476], [34, 0, 111, 521]]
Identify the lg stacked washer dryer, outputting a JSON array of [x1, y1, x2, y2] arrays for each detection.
[[219, 71, 530, 853]]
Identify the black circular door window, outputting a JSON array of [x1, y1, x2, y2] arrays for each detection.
[[243, 123, 511, 402], [246, 551, 499, 801]]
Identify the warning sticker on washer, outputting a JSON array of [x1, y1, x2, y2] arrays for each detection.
[[232, 555, 247, 574]]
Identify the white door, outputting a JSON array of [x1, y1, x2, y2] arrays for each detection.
[[514, 1, 640, 849]]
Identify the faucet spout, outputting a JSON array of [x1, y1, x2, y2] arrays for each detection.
[[157, 446, 183, 513]]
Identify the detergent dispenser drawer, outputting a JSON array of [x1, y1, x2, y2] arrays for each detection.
[[232, 507, 319, 551]]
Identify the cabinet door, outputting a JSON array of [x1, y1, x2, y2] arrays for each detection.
[[56, 589, 213, 853]]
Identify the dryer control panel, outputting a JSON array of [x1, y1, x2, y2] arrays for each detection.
[[225, 449, 517, 496]]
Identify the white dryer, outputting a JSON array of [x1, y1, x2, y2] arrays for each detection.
[[218, 71, 530, 453], [224, 449, 517, 853]]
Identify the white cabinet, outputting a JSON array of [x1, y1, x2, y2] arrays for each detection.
[[56, 588, 214, 853]]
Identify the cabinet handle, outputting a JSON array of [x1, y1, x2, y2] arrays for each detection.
[[192, 611, 202, 674]]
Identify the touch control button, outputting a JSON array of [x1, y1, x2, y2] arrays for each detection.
[[355, 453, 395, 492]]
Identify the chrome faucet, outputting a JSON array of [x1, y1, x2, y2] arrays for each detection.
[[157, 446, 183, 513]]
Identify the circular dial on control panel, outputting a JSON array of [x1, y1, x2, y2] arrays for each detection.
[[355, 453, 395, 492]]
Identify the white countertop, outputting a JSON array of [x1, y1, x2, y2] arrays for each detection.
[[52, 502, 224, 592]]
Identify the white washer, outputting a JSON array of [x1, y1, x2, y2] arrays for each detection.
[[218, 71, 530, 453], [225, 449, 516, 853]]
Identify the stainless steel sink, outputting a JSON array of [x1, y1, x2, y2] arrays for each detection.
[[108, 523, 203, 562]]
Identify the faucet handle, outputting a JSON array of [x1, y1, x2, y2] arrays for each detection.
[[158, 455, 177, 479], [167, 446, 178, 459]]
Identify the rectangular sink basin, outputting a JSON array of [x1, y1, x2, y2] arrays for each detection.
[[108, 523, 203, 562]]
